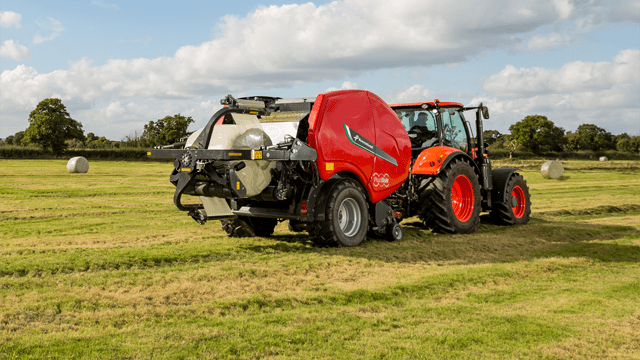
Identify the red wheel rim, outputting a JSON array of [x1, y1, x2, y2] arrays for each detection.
[[451, 175, 474, 222], [512, 186, 526, 218]]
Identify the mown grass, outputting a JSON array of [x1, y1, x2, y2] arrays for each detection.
[[1, 159, 639, 359]]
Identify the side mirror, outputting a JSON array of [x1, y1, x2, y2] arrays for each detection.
[[482, 106, 490, 119]]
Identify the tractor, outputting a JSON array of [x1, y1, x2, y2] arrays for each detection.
[[147, 90, 531, 247]]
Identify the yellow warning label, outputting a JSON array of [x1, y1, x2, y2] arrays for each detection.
[[181, 168, 190, 172], [254, 151, 262, 159], [146, 152, 151, 156], [229, 153, 242, 156], [236, 182, 240, 190], [326, 163, 334, 171]]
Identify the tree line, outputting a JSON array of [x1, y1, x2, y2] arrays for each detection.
[[2, 99, 639, 156], [1, 98, 194, 155], [484, 115, 640, 155]]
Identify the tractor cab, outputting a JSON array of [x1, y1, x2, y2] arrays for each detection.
[[392, 101, 472, 159]]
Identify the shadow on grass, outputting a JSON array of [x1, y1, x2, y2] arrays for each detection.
[[242, 216, 640, 265]]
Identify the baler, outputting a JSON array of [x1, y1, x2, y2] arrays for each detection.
[[148, 90, 531, 247]]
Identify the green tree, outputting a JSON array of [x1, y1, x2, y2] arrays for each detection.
[[508, 115, 566, 153], [5, 135, 15, 145], [23, 98, 84, 155], [617, 136, 640, 153], [483, 130, 504, 146], [143, 114, 194, 147], [13, 131, 25, 146], [571, 124, 615, 151]]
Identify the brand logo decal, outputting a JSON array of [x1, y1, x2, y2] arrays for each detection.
[[372, 173, 390, 188], [343, 124, 398, 167]]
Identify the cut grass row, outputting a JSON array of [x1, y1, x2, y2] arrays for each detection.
[[1, 159, 639, 359]]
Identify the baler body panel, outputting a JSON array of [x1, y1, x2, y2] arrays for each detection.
[[309, 90, 410, 203], [310, 91, 376, 188], [369, 93, 411, 200]]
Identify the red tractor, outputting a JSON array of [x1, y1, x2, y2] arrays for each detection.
[[148, 90, 531, 246]]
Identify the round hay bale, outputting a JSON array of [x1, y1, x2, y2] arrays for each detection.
[[599, 156, 608, 162], [67, 156, 89, 173], [541, 160, 563, 179]]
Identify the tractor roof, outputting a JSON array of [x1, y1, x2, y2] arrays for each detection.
[[390, 101, 464, 108]]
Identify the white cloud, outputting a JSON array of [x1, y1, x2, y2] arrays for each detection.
[[388, 84, 435, 104], [325, 81, 359, 92], [526, 32, 576, 51], [0, 11, 21, 28], [91, 1, 120, 11], [552, 0, 574, 20], [4, 0, 579, 103], [33, 17, 63, 44], [476, 49, 640, 134], [33, 33, 61, 44], [1, 0, 638, 138], [610, 0, 640, 23], [483, 49, 640, 97], [0, 40, 30, 60]]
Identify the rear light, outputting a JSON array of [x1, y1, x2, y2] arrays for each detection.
[[301, 201, 308, 215]]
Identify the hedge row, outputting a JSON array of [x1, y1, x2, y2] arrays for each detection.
[[1, 146, 638, 161], [0, 146, 158, 160], [488, 149, 640, 160]]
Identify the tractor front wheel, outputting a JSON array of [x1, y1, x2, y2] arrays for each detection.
[[309, 180, 368, 247], [418, 158, 481, 234]]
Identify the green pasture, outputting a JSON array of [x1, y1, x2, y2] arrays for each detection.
[[1, 159, 639, 359]]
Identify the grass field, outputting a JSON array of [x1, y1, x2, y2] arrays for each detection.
[[1, 159, 639, 359]]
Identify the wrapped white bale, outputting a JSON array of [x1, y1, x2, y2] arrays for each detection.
[[67, 156, 89, 173], [599, 156, 608, 162], [541, 160, 563, 179]]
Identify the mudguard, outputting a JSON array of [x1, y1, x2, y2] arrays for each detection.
[[412, 147, 477, 175], [491, 168, 521, 204]]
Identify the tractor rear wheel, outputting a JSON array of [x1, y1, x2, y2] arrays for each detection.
[[490, 174, 531, 225], [418, 158, 481, 234], [309, 180, 368, 247], [221, 216, 277, 237]]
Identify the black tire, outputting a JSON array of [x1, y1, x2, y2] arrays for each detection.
[[490, 173, 531, 225], [418, 158, 481, 234], [308, 180, 368, 247], [221, 216, 277, 237], [386, 223, 403, 241]]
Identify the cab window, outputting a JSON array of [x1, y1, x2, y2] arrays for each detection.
[[440, 108, 468, 151]]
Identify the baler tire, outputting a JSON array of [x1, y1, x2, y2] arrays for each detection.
[[490, 174, 531, 225], [221, 216, 277, 237], [251, 217, 278, 237], [309, 180, 368, 247], [418, 158, 481, 234]]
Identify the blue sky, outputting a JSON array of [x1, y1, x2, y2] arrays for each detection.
[[1, 0, 639, 140]]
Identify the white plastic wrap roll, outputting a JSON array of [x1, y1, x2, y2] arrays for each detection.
[[599, 156, 608, 162], [67, 156, 89, 173], [541, 160, 563, 179]]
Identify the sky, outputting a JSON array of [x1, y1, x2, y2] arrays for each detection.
[[1, 0, 639, 140]]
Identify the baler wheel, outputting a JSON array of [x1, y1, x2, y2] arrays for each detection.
[[490, 173, 531, 225], [418, 158, 481, 234], [221, 216, 277, 237], [309, 180, 368, 247]]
